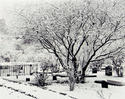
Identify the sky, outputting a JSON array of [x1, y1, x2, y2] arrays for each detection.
[[0, 0, 115, 26], [0, 0, 34, 17], [0, 0, 57, 24]]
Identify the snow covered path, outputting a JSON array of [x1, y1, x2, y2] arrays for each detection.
[[0, 78, 72, 99], [0, 86, 34, 99]]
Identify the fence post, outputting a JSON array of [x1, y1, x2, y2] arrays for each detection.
[[30, 65, 32, 75]]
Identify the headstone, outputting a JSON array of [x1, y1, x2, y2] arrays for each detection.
[[101, 81, 108, 88], [119, 66, 123, 77], [105, 66, 112, 76], [30, 73, 33, 75], [116, 66, 124, 77], [7, 74, 10, 76], [20, 66, 23, 70], [16, 75, 18, 79], [92, 67, 97, 73], [53, 75, 57, 80], [26, 78, 30, 82]]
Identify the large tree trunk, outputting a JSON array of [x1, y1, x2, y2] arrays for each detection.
[[80, 65, 88, 83], [72, 57, 79, 83], [68, 70, 75, 91], [66, 57, 79, 91]]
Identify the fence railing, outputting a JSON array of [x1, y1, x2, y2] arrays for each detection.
[[0, 62, 39, 76]]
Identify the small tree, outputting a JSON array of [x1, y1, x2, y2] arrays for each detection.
[[35, 61, 50, 86], [111, 52, 125, 76]]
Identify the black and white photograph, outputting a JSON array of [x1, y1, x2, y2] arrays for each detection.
[[0, 0, 125, 99]]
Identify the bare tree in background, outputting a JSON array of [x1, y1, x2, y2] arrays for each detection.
[[110, 51, 125, 77], [15, 0, 125, 91]]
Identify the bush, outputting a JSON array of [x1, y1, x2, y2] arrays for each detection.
[[34, 73, 48, 86]]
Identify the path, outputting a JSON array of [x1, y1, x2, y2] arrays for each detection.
[[0, 78, 72, 99]]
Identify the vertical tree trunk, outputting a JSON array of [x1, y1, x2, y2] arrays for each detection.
[[72, 57, 79, 83], [80, 69, 85, 83], [68, 71, 75, 91]]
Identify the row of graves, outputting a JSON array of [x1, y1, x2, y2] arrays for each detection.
[[92, 64, 125, 88], [92, 65, 124, 77], [0, 62, 124, 87]]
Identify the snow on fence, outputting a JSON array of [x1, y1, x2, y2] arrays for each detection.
[[0, 62, 39, 76]]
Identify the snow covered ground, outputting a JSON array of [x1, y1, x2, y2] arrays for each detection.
[[0, 86, 33, 99], [47, 80, 125, 99], [46, 71, 125, 99], [0, 71, 125, 99], [0, 78, 71, 99]]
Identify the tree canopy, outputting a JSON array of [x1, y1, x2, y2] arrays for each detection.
[[15, 0, 125, 90]]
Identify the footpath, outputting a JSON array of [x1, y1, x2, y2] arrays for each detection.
[[0, 78, 75, 99]]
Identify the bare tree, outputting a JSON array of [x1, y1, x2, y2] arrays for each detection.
[[15, 0, 125, 90]]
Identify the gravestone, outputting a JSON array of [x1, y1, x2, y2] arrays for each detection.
[[116, 66, 123, 77], [101, 81, 108, 88], [16, 75, 18, 79], [7, 74, 10, 76], [30, 73, 33, 75], [92, 67, 97, 73], [53, 75, 57, 80], [95, 80, 108, 88], [120, 66, 123, 77], [105, 66, 112, 76], [26, 78, 30, 82]]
